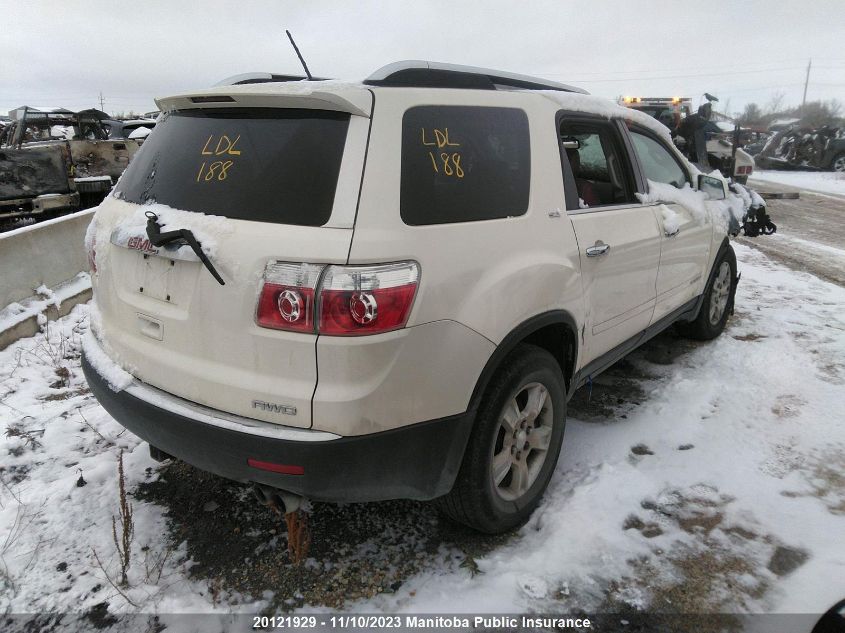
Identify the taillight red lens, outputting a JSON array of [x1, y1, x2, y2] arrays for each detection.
[[256, 262, 323, 332], [320, 284, 418, 335], [257, 283, 316, 332], [318, 262, 419, 336], [256, 261, 420, 336]]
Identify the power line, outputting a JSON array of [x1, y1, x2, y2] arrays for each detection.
[[537, 58, 830, 77], [565, 66, 805, 83]]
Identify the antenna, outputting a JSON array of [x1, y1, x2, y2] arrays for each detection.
[[285, 30, 313, 81]]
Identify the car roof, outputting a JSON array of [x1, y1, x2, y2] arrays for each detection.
[[157, 61, 672, 140]]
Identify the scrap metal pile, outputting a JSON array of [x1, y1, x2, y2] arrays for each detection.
[[754, 124, 845, 172], [0, 106, 140, 228]]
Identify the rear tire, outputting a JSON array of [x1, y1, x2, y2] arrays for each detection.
[[435, 344, 566, 534], [677, 245, 737, 341], [832, 152, 845, 173]]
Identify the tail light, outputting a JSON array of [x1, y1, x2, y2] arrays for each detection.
[[319, 262, 419, 336], [256, 262, 323, 332], [256, 261, 420, 336]]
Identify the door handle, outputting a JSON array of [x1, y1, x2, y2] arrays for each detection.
[[665, 227, 681, 237], [586, 241, 611, 257]]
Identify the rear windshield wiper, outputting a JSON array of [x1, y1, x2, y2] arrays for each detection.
[[145, 211, 225, 285]]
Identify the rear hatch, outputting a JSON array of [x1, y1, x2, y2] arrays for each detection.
[[91, 86, 373, 428]]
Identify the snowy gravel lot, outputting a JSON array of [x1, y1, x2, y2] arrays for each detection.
[[750, 170, 845, 198], [0, 243, 843, 628]]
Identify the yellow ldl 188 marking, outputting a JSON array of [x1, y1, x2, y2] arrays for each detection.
[[196, 134, 242, 183], [421, 127, 464, 179], [201, 134, 242, 155]]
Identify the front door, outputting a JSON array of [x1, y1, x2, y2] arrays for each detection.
[[628, 128, 712, 321]]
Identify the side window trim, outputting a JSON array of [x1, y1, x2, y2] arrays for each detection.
[[615, 120, 647, 195], [625, 124, 692, 192], [555, 111, 639, 214]]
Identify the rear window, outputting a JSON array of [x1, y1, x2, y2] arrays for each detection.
[[115, 108, 350, 226], [400, 106, 530, 225]]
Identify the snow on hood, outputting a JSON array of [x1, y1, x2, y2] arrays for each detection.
[[539, 91, 673, 141]]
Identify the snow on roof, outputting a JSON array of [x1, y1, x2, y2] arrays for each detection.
[[9, 106, 75, 119], [15, 106, 74, 113], [540, 91, 673, 140]]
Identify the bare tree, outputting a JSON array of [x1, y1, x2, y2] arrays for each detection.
[[739, 103, 764, 127], [766, 92, 786, 115]]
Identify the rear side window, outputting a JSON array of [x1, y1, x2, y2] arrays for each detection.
[[400, 106, 530, 225], [116, 109, 350, 226], [559, 120, 636, 209]]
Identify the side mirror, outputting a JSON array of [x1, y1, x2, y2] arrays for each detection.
[[698, 174, 726, 200]]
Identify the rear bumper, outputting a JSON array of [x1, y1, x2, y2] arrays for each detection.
[[81, 354, 474, 503]]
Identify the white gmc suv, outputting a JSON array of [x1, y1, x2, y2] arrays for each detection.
[[82, 61, 758, 534]]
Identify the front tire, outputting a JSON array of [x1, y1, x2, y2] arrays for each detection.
[[677, 245, 737, 340], [832, 152, 845, 173], [435, 344, 566, 534]]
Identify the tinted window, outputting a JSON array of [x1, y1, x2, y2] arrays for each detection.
[[560, 121, 635, 209], [400, 106, 530, 225], [630, 131, 688, 189], [116, 109, 350, 226]]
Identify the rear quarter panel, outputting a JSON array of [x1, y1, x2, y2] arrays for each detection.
[[347, 89, 585, 396]]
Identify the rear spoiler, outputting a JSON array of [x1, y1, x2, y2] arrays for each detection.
[[155, 84, 372, 118]]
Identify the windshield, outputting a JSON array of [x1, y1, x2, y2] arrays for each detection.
[[115, 108, 350, 226]]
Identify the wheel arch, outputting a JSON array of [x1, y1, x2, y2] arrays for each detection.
[[683, 236, 735, 323], [468, 311, 579, 412]]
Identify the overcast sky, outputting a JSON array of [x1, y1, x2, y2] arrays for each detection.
[[2, 0, 843, 118]]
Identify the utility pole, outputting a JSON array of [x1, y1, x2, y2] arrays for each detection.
[[98, 91, 105, 111], [802, 59, 811, 107]]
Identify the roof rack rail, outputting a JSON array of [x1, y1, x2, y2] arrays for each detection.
[[213, 72, 329, 87], [364, 61, 588, 94]]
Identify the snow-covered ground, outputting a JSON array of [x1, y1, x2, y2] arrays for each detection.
[[751, 170, 845, 197], [1, 244, 844, 628]]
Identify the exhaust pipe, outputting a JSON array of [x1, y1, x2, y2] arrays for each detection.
[[252, 483, 312, 564], [252, 483, 305, 515]]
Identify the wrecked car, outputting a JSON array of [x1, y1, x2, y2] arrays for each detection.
[[755, 124, 845, 172], [0, 106, 139, 210]]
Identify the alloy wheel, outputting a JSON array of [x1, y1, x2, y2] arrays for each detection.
[[491, 382, 554, 501], [709, 261, 732, 325]]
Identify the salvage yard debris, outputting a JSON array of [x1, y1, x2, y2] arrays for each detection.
[[0, 106, 139, 228]]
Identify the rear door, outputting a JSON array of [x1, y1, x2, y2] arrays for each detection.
[[93, 97, 372, 428], [627, 127, 712, 321], [559, 116, 661, 364]]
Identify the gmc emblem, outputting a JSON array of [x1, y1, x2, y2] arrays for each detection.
[[127, 236, 158, 254]]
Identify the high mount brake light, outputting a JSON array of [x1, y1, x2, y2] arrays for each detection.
[[256, 261, 420, 336]]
